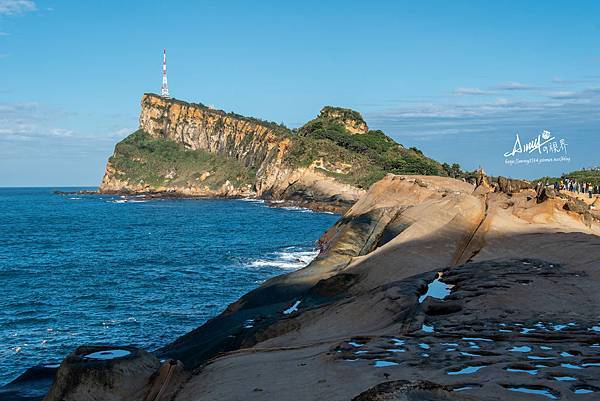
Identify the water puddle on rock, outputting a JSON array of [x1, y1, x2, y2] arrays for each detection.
[[582, 361, 600, 367], [573, 386, 597, 395], [509, 345, 532, 353], [561, 363, 583, 370], [282, 300, 301, 315], [462, 337, 493, 342], [83, 349, 131, 360], [505, 367, 538, 376], [452, 385, 479, 392], [373, 360, 399, 367], [553, 376, 577, 381], [447, 365, 487, 375], [505, 386, 558, 399], [528, 355, 555, 360], [418, 273, 453, 303]]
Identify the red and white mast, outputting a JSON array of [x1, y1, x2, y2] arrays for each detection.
[[161, 49, 170, 98]]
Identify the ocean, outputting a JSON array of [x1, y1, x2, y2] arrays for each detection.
[[0, 188, 339, 385]]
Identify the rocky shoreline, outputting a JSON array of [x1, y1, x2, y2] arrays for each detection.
[[4, 173, 600, 401], [55, 189, 352, 214]]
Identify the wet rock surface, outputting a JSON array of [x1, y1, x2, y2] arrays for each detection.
[[334, 259, 600, 400]]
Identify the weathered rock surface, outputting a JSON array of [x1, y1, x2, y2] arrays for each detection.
[[494, 176, 532, 194], [166, 175, 599, 401], [44, 346, 160, 401]]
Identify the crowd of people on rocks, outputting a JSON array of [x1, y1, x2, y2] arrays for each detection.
[[548, 178, 600, 199]]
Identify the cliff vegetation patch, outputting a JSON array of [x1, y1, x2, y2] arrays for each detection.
[[109, 130, 255, 189], [286, 109, 446, 188]]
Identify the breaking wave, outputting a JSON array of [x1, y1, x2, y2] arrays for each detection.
[[248, 247, 319, 270]]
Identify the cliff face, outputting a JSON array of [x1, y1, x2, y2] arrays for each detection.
[[100, 94, 447, 211], [100, 94, 364, 211], [137, 94, 290, 191]]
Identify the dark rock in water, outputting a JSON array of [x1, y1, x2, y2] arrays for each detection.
[[44, 346, 160, 401]]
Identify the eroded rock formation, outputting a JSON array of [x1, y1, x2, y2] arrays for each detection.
[[163, 175, 599, 401]]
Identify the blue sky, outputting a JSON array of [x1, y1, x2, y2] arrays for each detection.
[[1, 0, 599, 186]]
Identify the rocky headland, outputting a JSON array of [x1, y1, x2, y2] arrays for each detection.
[[98, 94, 446, 212]]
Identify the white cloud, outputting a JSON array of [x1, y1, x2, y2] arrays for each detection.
[[365, 86, 600, 139], [0, 0, 36, 16], [546, 91, 577, 99], [453, 87, 490, 96], [493, 81, 536, 91]]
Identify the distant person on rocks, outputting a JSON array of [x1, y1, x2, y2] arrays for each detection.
[[589, 183, 593, 199]]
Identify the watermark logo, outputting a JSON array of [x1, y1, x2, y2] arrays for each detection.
[[504, 130, 570, 166]]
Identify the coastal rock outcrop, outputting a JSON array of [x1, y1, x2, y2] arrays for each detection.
[[44, 346, 160, 401], [163, 174, 599, 401]]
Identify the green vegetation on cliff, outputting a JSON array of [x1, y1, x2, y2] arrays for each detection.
[[109, 130, 255, 189], [285, 110, 446, 188]]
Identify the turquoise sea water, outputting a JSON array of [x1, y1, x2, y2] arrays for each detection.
[[0, 188, 338, 385]]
